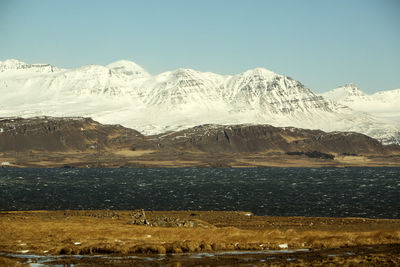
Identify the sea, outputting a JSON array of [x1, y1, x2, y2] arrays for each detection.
[[0, 167, 399, 219]]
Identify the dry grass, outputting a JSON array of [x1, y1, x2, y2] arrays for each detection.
[[2, 147, 400, 167], [236, 155, 400, 168], [335, 155, 400, 167], [111, 150, 155, 157], [1, 211, 399, 256], [235, 158, 333, 167], [127, 160, 201, 167], [0, 256, 26, 266]]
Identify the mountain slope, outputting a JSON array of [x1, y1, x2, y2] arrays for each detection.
[[0, 117, 142, 152], [106, 60, 150, 78], [224, 68, 333, 114], [322, 84, 400, 124], [141, 68, 226, 109], [0, 59, 399, 144], [147, 124, 391, 155], [322, 83, 371, 103], [0, 59, 62, 74]]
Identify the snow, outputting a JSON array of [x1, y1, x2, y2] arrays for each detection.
[[322, 83, 368, 102], [0, 59, 62, 73], [322, 84, 400, 125], [106, 60, 150, 78], [0, 59, 399, 144]]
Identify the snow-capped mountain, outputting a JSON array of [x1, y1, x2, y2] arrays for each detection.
[[322, 83, 371, 103], [141, 68, 226, 109], [0, 59, 399, 144], [106, 60, 150, 78], [223, 68, 333, 114], [0, 59, 62, 74], [322, 84, 400, 124]]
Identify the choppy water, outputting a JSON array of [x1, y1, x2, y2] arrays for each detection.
[[0, 168, 399, 218]]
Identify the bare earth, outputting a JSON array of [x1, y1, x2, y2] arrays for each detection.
[[0, 210, 399, 266], [3, 149, 400, 168]]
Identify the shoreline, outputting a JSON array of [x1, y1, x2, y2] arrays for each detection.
[[2, 154, 400, 169], [2, 244, 399, 266], [3, 147, 400, 168], [3, 165, 400, 169]]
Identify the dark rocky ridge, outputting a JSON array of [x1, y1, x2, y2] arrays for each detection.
[[138, 124, 394, 155], [1, 116, 399, 167], [0, 117, 142, 152]]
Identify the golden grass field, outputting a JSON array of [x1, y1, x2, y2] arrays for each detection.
[[0, 210, 400, 266], [3, 149, 400, 168]]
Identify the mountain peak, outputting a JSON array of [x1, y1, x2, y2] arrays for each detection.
[[155, 68, 224, 83], [343, 82, 358, 87], [341, 83, 362, 91], [322, 83, 368, 102], [106, 60, 150, 78], [170, 68, 205, 78], [0, 59, 29, 70], [174, 67, 197, 74], [338, 83, 367, 96], [241, 68, 277, 79], [0, 59, 61, 73]]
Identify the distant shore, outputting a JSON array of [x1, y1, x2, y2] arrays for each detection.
[[1, 210, 399, 266], [1, 117, 400, 169], [2, 149, 400, 168]]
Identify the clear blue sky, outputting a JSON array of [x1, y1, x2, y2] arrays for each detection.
[[0, 0, 399, 93]]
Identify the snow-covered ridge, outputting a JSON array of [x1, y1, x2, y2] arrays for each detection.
[[106, 60, 150, 78], [322, 84, 400, 125], [0, 59, 62, 73], [0, 59, 399, 144], [372, 88, 400, 101], [322, 83, 369, 102]]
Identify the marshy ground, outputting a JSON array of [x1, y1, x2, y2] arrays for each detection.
[[0, 210, 399, 266]]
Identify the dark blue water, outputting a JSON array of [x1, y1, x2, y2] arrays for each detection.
[[0, 168, 399, 218]]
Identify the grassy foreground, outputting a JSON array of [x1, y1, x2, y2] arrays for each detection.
[[0, 210, 400, 266]]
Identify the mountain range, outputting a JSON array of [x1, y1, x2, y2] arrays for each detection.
[[0, 59, 399, 144]]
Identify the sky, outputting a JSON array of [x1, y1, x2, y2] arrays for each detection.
[[0, 0, 399, 93]]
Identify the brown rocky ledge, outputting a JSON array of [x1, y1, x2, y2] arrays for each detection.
[[0, 210, 399, 266]]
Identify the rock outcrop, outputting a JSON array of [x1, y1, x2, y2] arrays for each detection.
[[0, 117, 142, 152]]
